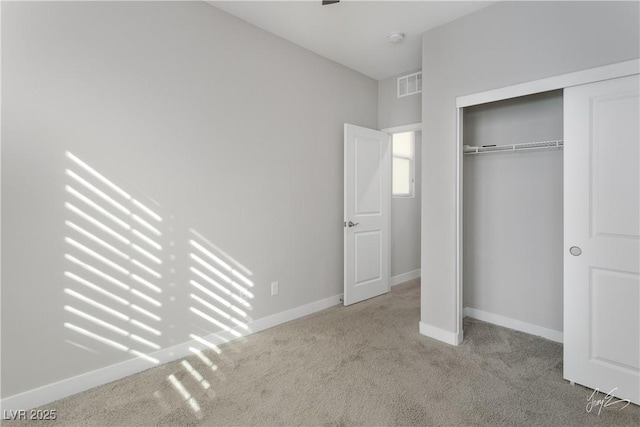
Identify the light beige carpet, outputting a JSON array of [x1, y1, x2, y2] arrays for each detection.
[[7, 279, 640, 426]]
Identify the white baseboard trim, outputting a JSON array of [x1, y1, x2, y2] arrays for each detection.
[[390, 269, 420, 287], [249, 293, 343, 334], [463, 307, 563, 343], [419, 321, 463, 346], [0, 293, 343, 413]]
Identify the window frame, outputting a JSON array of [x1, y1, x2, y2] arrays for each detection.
[[391, 131, 415, 198]]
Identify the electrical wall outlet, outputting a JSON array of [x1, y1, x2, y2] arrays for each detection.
[[270, 281, 279, 296]]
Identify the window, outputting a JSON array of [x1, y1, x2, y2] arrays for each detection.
[[392, 132, 415, 197]]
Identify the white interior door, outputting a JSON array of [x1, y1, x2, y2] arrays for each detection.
[[344, 123, 390, 306], [564, 74, 640, 404]]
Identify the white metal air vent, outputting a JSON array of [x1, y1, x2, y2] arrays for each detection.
[[397, 72, 422, 98]]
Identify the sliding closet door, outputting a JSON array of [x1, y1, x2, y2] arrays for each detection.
[[564, 74, 640, 404]]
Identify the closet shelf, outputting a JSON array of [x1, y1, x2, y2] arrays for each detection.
[[463, 139, 563, 155]]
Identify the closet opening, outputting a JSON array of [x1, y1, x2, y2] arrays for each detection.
[[461, 90, 564, 342]]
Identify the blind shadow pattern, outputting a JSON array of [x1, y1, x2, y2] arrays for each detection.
[[63, 151, 166, 364], [62, 151, 256, 418], [158, 230, 255, 417]]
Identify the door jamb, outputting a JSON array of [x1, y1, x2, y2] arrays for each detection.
[[381, 123, 422, 288], [454, 59, 639, 343], [381, 123, 422, 134]]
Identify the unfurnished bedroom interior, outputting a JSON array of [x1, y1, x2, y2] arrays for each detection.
[[1, 1, 639, 425]]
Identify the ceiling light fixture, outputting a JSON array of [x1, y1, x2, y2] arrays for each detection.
[[388, 32, 405, 44]]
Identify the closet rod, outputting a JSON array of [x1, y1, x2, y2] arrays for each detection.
[[463, 139, 563, 155]]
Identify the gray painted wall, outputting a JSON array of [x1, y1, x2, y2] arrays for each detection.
[[463, 91, 563, 332], [1, 1, 377, 397], [391, 131, 422, 279], [378, 70, 422, 130], [421, 1, 640, 334]]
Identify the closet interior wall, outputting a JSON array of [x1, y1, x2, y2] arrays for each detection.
[[463, 90, 564, 334]]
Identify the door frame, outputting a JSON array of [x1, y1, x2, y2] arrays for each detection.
[[381, 123, 422, 287], [381, 123, 422, 134], [343, 122, 422, 306], [453, 59, 639, 344]]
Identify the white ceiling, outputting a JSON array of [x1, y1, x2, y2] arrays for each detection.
[[209, 1, 497, 81]]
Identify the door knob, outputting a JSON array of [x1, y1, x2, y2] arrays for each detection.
[[569, 246, 582, 256], [348, 221, 359, 228]]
